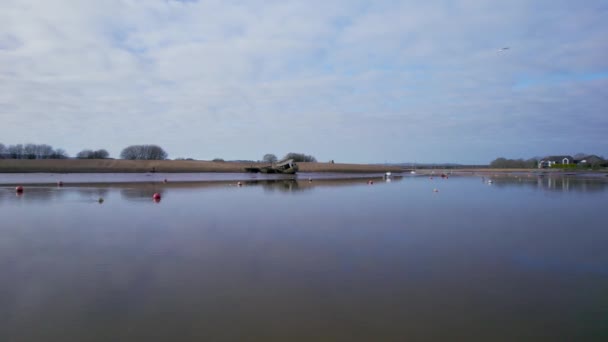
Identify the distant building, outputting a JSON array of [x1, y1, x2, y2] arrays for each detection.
[[538, 155, 574, 168], [574, 155, 604, 166]]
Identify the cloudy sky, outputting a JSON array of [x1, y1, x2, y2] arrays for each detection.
[[1, 0, 607, 163]]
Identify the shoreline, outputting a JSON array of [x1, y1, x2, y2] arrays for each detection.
[[416, 169, 607, 175], [0, 159, 407, 174], [1, 159, 605, 175]]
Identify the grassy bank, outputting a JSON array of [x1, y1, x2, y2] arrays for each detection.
[[0, 159, 407, 173], [413, 168, 608, 175]]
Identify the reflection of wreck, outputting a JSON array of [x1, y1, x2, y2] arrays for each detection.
[[244, 159, 299, 174]]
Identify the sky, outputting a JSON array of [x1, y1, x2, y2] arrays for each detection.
[[1, 0, 607, 164]]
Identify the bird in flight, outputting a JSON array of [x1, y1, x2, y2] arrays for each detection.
[[498, 47, 510, 52]]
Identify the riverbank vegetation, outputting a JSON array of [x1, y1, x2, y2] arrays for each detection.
[[283, 152, 317, 162], [0, 143, 68, 159], [76, 149, 110, 159], [120, 145, 168, 160], [490, 154, 607, 169], [490, 158, 538, 168]]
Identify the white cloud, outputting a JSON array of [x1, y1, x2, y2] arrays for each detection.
[[1, 0, 607, 163]]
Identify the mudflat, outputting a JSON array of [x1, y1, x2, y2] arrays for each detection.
[[0, 159, 406, 173]]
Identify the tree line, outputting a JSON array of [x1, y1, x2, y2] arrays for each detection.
[[490, 157, 538, 169], [1, 143, 321, 163], [490, 153, 607, 168], [120, 145, 167, 160], [262, 152, 317, 163], [0, 143, 169, 160], [0, 143, 68, 159], [76, 149, 109, 159]]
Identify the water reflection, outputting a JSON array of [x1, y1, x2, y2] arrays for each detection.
[[4, 175, 606, 205], [1, 175, 608, 341], [485, 175, 608, 193], [0, 186, 67, 203], [75, 187, 110, 199], [0, 172, 386, 185], [120, 187, 165, 201], [110, 178, 403, 200]]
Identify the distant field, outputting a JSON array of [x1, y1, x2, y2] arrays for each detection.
[[0, 159, 407, 173]]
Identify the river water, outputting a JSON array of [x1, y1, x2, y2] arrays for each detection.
[[1, 174, 607, 341]]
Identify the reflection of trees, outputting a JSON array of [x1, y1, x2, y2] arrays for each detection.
[[0, 187, 68, 203], [0, 176, 406, 204], [258, 180, 308, 193], [258, 177, 403, 193], [75, 187, 109, 199], [120, 187, 162, 201], [489, 176, 608, 193], [0, 188, 16, 204]]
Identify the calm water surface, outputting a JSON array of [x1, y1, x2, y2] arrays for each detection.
[[1, 175, 607, 341]]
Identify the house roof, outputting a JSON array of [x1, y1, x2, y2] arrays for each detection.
[[541, 155, 573, 162], [575, 155, 604, 162]]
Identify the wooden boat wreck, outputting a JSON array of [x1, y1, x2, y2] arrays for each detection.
[[244, 159, 299, 174]]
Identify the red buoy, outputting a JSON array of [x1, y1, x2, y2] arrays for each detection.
[[15, 186, 24, 193], [152, 193, 161, 200]]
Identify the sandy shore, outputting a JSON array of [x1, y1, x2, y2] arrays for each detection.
[[0, 159, 407, 173]]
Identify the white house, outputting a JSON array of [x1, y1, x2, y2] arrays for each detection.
[[538, 155, 573, 168]]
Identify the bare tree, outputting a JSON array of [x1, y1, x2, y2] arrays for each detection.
[[283, 152, 317, 162], [263, 154, 278, 163], [94, 149, 109, 159], [37, 144, 54, 159], [7, 144, 24, 159], [120, 145, 168, 160], [0, 143, 66, 159], [77, 149, 94, 159], [23, 144, 36, 159], [490, 157, 540, 169], [50, 148, 69, 159], [77, 149, 109, 159], [120, 146, 138, 160]]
